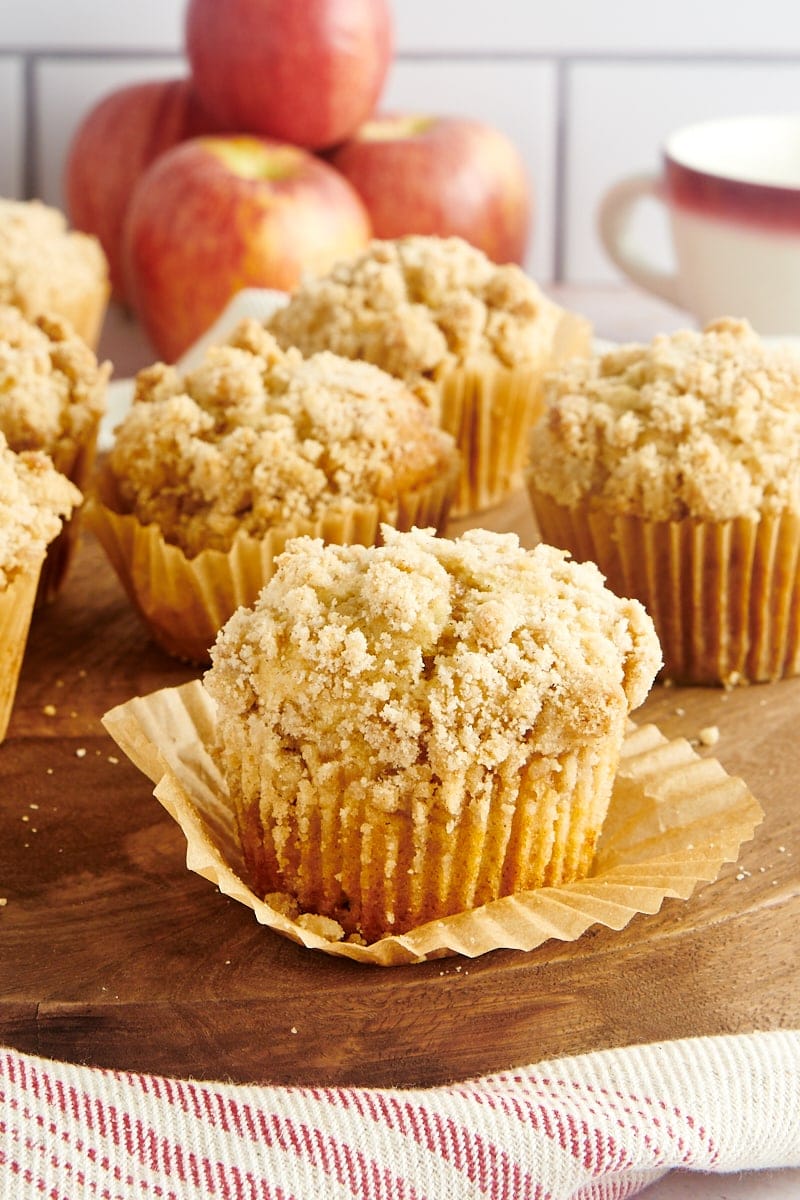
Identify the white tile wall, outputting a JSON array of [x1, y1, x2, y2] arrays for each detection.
[[3, 0, 800, 284], [566, 60, 800, 283], [0, 58, 24, 197], [393, 0, 800, 54]]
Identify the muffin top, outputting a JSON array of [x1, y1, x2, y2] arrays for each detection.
[[0, 432, 82, 589], [108, 320, 457, 557], [206, 526, 661, 798], [0, 305, 109, 468], [530, 318, 800, 522], [0, 198, 108, 320], [267, 235, 566, 408]]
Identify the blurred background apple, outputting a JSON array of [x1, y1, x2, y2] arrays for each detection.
[[328, 114, 533, 265], [123, 134, 371, 361], [65, 78, 227, 301], [185, 0, 393, 150]]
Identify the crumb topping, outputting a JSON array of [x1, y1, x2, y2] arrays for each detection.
[[0, 305, 109, 462], [0, 198, 107, 319], [0, 432, 82, 587], [108, 320, 456, 556], [267, 236, 565, 408], [530, 318, 800, 521], [206, 527, 661, 807]]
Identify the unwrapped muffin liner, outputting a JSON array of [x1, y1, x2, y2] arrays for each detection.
[[0, 556, 44, 742], [528, 488, 800, 685], [102, 679, 764, 967], [87, 460, 459, 664]]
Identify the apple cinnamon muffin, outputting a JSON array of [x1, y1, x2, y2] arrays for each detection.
[[204, 525, 662, 943], [0, 197, 109, 348], [528, 318, 800, 684], [0, 304, 109, 600], [266, 235, 592, 515], [0, 432, 81, 740], [90, 319, 458, 662]]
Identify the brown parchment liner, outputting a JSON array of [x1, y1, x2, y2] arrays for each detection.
[[102, 679, 764, 966], [528, 487, 800, 686], [86, 457, 459, 665], [0, 555, 44, 742], [439, 311, 593, 519]]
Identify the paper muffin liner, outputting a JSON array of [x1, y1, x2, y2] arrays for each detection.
[[102, 679, 764, 967], [87, 459, 460, 665], [528, 488, 800, 685], [436, 363, 547, 518], [226, 712, 626, 944], [35, 414, 102, 606], [0, 557, 44, 742], [57, 278, 110, 351], [437, 311, 592, 519]]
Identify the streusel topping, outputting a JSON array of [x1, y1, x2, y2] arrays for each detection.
[[0, 198, 107, 320], [530, 318, 800, 522], [0, 305, 109, 462], [0, 432, 82, 588], [267, 236, 565, 408], [109, 320, 456, 557], [206, 527, 661, 800]]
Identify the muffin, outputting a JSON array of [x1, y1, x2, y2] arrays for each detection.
[[0, 305, 109, 600], [0, 198, 109, 348], [204, 525, 662, 944], [0, 433, 81, 741], [527, 318, 800, 685], [89, 319, 459, 663], [267, 235, 592, 516]]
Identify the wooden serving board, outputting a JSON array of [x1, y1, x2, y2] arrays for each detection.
[[1, 491, 798, 1088]]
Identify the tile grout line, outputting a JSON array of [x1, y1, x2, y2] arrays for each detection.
[[552, 58, 569, 284], [22, 53, 35, 199]]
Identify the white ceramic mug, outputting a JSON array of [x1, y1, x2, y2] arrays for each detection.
[[598, 113, 800, 335]]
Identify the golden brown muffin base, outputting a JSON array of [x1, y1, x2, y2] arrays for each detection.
[[529, 487, 800, 685], [228, 714, 626, 943]]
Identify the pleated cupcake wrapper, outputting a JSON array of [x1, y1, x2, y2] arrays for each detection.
[[35, 416, 101, 606], [436, 364, 546, 518], [102, 679, 764, 966], [0, 558, 44, 742], [56, 278, 110, 352], [436, 310, 592, 519], [528, 489, 800, 685], [87, 460, 459, 665], [226, 716, 625, 944]]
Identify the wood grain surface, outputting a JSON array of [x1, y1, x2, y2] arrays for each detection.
[[1, 492, 798, 1088]]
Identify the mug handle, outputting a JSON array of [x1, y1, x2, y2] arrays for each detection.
[[597, 173, 683, 308]]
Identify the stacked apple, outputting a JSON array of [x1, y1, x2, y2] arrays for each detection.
[[65, 0, 532, 362]]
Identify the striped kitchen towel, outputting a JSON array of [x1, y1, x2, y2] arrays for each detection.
[[2, 1029, 799, 1199]]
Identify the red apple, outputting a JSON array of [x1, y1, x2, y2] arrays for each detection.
[[64, 78, 228, 300], [185, 0, 393, 150], [123, 134, 372, 362], [328, 113, 533, 265]]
